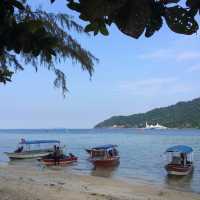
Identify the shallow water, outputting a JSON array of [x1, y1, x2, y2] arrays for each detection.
[[0, 128, 200, 193]]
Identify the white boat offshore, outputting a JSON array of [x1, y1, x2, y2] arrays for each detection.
[[144, 122, 167, 130], [5, 139, 61, 159]]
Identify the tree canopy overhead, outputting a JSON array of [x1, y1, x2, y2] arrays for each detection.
[[66, 0, 200, 38], [0, 0, 97, 95], [1, 0, 200, 94]]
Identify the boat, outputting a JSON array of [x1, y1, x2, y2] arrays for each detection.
[[85, 148, 92, 154], [87, 144, 120, 167], [41, 154, 78, 166], [5, 139, 61, 159], [164, 145, 193, 176], [144, 122, 167, 130]]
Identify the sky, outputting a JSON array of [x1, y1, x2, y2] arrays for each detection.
[[0, 1, 200, 129]]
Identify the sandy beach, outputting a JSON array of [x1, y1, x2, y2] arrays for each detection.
[[0, 164, 199, 200]]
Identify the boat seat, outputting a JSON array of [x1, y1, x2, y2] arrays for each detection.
[[171, 156, 181, 164]]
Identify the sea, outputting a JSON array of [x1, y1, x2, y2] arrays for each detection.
[[0, 128, 200, 193]]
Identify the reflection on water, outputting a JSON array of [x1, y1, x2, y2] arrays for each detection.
[[165, 171, 194, 192], [0, 128, 200, 193], [91, 164, 120, 178], [8, 158, 38, 166]]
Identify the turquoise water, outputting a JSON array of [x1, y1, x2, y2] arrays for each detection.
[[0, 128, 200, 193]]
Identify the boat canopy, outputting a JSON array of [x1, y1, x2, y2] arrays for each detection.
[[19, 140, 60, 145], [166, 145, 193, 154], [92, 144, 118, 150]]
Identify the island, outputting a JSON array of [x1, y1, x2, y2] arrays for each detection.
[[94, 97, 200, 129]]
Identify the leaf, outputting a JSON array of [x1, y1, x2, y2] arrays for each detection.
[[114, 0, 152, 39], [79, 14, 89, 21], [186, 0, 200, 9], [145, 3, 163, 38], [0, 68, 13, 84], [99, 24, 109, 36], [94, 29, 99, 36], [26, 20, 44, 33], [164, 6, 199, 35], [188, 8, 198, 17], [84, 23, 98, 32], [67, 1, 81, 12], [160, 0, 181, 4], [68, 0, 124, 21], [11, 0, 25, 10], [145, 15, 163, 38], [49, 49, 56, 56]]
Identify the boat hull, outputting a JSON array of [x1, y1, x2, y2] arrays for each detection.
[[165, 164, 193, 176], [41, 157, 78, 166], [91, 156, 120, 167], [5, 150, 53, 159]]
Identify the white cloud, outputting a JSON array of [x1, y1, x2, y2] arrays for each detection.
[[187, 64, 200, 72], [176, 52, 200, 62], [120, 77, 177, 89], [139, 49, 173, 60], [119, 77, 192, 96], [139, 49, 200, 62]]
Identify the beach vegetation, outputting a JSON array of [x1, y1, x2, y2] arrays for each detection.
[[1, 0, 199, 94], [95, 97, 200, 129]]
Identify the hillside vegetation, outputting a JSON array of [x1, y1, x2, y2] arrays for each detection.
[[95, 98, 200, 128]]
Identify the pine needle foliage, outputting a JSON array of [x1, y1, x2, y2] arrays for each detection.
[[0, 0, 98, 95]]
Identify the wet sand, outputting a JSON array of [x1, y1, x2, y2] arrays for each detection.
[[0, 165, 200, 200]]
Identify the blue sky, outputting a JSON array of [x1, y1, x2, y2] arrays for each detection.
[[0, 1, 200, 128]]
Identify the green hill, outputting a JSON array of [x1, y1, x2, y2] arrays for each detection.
[[94, 98, 200, 129]]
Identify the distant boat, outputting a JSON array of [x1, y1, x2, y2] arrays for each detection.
[[164, 145, 193, 176], [111, 125, 126, 128], [5, 139, 62, 159], [87, 144, 120, 167], [144, 122, 167, 130]]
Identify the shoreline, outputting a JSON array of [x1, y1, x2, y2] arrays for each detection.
[[0, 164, 199, 200]]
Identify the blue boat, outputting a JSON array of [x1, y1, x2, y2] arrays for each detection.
[[5, 139, 61, 159], [165, 145, 194, 176], [86, 144, 120, 167]]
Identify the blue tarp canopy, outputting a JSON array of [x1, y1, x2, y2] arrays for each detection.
[[92, 144, 117, 150], [166, 145, 193, 154], [19, 140, 60, 145]]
